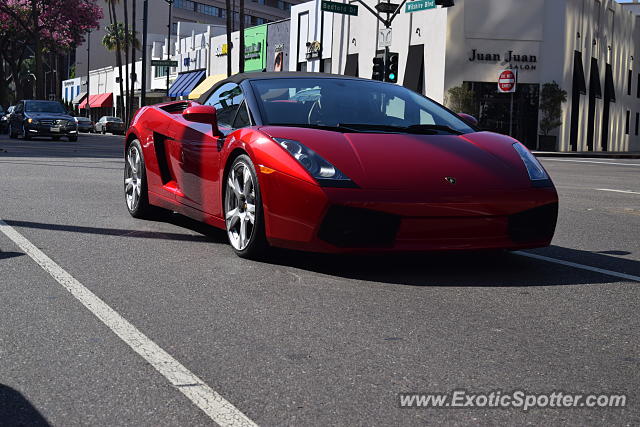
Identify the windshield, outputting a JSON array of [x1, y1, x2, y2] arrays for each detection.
[[25, 101, 66, 114], [250, 78, 475, 134], [107, 117, 122, 122]]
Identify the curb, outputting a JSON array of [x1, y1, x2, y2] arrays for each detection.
[[533, 151, 640, 159]]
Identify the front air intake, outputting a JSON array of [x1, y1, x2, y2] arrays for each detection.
[[318, 206, 401, 248], [508, 203, 559, 243]]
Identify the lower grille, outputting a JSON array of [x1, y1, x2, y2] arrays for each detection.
[[318, 206, 401, 248], [508, 203, 558, 243]]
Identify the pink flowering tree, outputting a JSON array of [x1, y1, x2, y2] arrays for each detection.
[[0, 0, 102, 100]]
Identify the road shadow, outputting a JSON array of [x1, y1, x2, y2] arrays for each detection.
[[0, 384, 50, 426], [2, 212, 227, 245], [4, 215, 638, 287], [0, 251, 24, 260], [259, 245, 640, 287], [0, 134, 122, 159]]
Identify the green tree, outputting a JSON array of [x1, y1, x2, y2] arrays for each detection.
[[539, 81, 567, 136], [445, 84, 476, 116]]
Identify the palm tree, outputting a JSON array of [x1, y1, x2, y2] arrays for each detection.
[[104, 0, 125, 119], [129, 0, 137, 125]]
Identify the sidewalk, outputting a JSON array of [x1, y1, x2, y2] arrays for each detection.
[[533, 151, 640, 159]]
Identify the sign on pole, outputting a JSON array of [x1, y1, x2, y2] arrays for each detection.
[[405, 0, 436, 13], [151, 59, 178, 67], [498, 69, 516, 93], [377, 28, 392, 49], [321, 0, 358, 16]]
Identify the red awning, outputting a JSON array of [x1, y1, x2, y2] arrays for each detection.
[[79, 93, 113, 109]]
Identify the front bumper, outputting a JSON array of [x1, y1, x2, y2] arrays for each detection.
[[25, 123, 77, 137], [260, 170, 559, 253]]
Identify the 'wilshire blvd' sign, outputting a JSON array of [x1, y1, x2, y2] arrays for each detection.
[[469, 49, 538, 70]]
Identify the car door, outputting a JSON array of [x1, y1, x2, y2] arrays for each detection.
[[170, 83, 248, 217], [11, 102, 24, 132]]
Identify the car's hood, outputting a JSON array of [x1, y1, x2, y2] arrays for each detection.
[[260, 127, 532, 192], [26, 112, 75, 120]]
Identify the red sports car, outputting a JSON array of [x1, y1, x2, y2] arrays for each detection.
[[124, 72, 558, 258]]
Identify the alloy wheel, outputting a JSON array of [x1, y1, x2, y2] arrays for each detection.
[[225, 161, 256, 251], [124, 144, 142, 212]]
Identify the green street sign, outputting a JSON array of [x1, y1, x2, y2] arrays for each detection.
[[321, 0, 358, 16], [151, 59, 178, 67], [405, 0, 436, 13]]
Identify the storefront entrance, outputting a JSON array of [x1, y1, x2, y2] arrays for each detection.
[[465, 82, 540, 149]]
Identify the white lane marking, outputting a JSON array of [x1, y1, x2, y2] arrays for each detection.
[[514, 251, 640, 283], [542, 159, 640, 167], [0, 219, 257, 427], [595, 188, 640, 195]]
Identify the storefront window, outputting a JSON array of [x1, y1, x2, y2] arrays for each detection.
[[465, 81, 540, 149]]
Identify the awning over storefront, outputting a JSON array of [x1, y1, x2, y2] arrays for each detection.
[[168, 70, 206, 98], [188, 74, 226, 100], [79, 93, 113, 109], [72, 91, 87, 105]]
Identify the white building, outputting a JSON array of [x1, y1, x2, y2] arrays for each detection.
[[289, 0, 640, 152]]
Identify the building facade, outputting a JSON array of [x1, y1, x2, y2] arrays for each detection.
[[288, 0, 639, 151]]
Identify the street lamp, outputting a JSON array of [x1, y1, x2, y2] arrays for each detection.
[[164, 0, 174, 98]]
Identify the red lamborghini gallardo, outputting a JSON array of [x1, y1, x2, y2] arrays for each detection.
[[124, 72, 558, 258]]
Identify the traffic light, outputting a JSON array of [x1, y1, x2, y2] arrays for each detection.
[[435, 0, 455, 7], [372, 55, 385, 81], [385, 52, 399, 83]]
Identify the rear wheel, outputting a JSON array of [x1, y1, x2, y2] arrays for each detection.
[[124, 140, 154, 218], [9, 124, 17, 139], [224, 155, 267, 258]]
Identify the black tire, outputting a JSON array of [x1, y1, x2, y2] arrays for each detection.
[[68, 135, 77, 142], [52, 136, 61, 141], [124, 139, 155, 218], [224, 154, 268, 259], [22, 125, 30, 140], [102, 128, 106, 135], [8, 124, 17, 139]]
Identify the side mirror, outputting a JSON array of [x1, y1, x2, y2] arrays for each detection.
[[458, 113, 479, 127], [183, 104, 219, 129]]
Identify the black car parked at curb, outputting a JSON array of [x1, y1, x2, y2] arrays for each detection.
[[8, 100, 78, 141]]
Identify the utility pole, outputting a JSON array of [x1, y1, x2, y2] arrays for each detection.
[[226, 0, 232, 76], [141, 0, 148, 106], [165, 0, 174, 98], [86, 30, 91, 117], [239, 0, 245, 73]]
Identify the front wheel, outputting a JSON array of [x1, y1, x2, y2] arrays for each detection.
[[22, 125, 31, 140], [224, 155, 267, 258], [68, 135, 77, 142], [124, 140, 154, 218]]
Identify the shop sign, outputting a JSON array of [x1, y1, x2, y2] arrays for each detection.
[[469, 49, 538, 71], [244, 42, 262, 60]]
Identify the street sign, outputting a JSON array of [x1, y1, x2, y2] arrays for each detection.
[[405, 0, 436, 13], [151, 59, 178, 67], [321, 1, 358, 16], [375, 2, 400, 13], [377, 28, 392, 49], [498, 69, 516, 93]]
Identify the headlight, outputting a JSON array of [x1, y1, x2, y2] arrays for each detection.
[[512, 142, 549, 181], [274, 138, 355, 187], [27, 118, 38, 124]]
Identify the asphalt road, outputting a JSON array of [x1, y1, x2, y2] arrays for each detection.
[[1, 132, 639, 426]]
